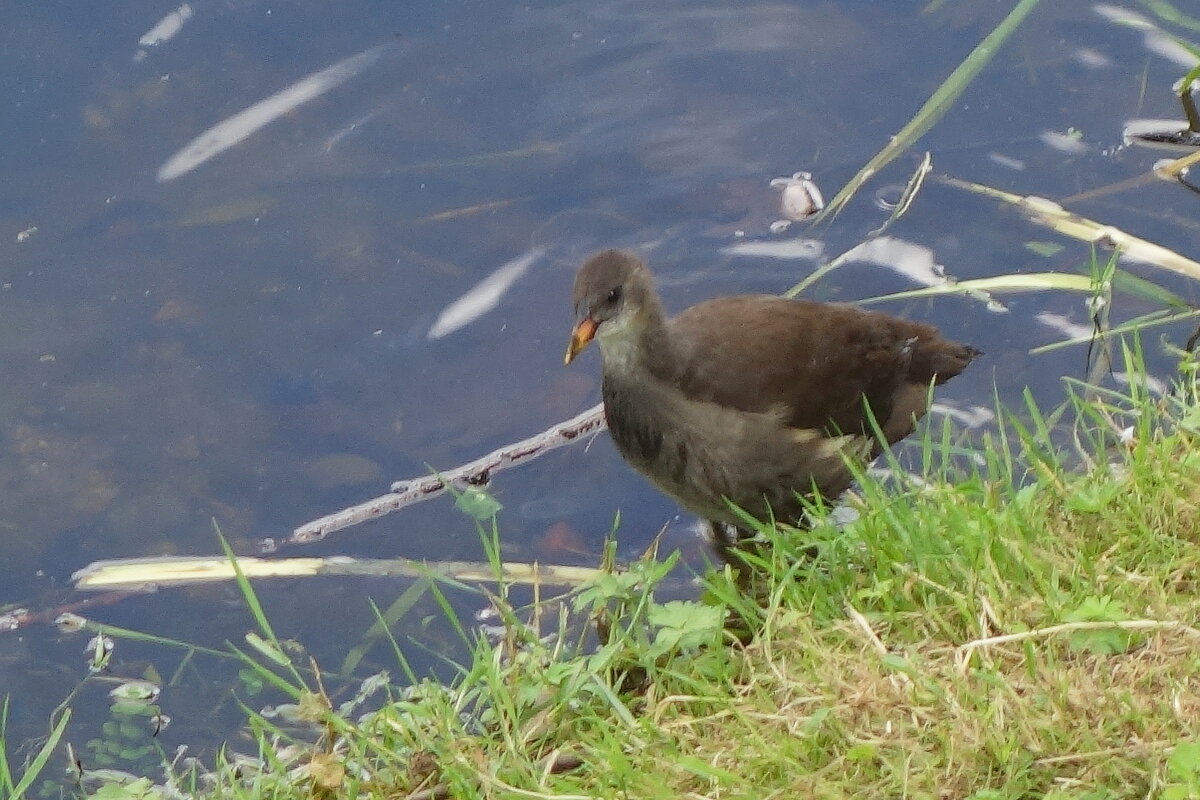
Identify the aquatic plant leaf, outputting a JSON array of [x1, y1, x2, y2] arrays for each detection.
[[454, 487, 503, 520]]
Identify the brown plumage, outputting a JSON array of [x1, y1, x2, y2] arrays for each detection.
[[564, 249, 980, 552]]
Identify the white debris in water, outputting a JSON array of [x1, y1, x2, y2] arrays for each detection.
[[721, 238, 824, 260], [1112, 371, 1167, 397], [427, 247, 546, 340], [1073, 47, 1111, 69], [1040, 130, 1089, 155], [157, 44, 389, 181], [1093, 4, 1197, 67], [839, 236, 945, 286], [134, 4, 193, 62], [1035, 311, 1094, 340], [1093, 4, 1153, 29], [987, 152, 1026, 171], [929, 402, 996, 429], [769, 171, 824, 221]]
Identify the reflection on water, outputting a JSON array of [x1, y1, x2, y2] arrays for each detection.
[[1, 0, 1198, 765]]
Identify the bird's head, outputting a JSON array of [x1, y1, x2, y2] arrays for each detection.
[[564, 249, 658, 365]]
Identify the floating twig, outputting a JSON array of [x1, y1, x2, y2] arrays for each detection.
[[71, 554, 612, 592], [0, 591, 134, 633]]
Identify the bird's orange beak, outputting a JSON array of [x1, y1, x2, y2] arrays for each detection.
[[563, 316, 598, 365]]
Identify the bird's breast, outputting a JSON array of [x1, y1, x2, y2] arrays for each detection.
[[601, 376, 665, 469]]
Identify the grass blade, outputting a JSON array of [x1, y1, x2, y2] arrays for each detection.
[[819, 0, 1043, 217]]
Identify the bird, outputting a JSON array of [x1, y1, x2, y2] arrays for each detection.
[[563, 248, 980, 564]]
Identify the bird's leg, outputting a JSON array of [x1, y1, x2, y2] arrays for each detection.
[[708, 521, 764, 592], [708, 520, 740, 564], [708, 519, 821, 593]]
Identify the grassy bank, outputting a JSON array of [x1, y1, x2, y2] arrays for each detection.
[[332, 372, 1200, 800], [9, 365, 1200, 800]]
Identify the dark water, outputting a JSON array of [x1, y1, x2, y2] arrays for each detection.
[[2, 0, 1198, 775]]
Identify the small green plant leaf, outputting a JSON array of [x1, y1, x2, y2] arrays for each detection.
[[108, 681, 160, 704], [1064, 481, 1121, 513], [1167, 740, 1200, 783], [964, 790, 1005, 800], [844, 743, 878, 762], [1179, 405, 1200, 434], [454, 487, 503, 520], [1026, 240, 1064, 257], [572, 571, 645, 611], [244, 632, 291, 666], [87, 776, 163, 800], [880, 653, 918, 676], [646, 601, 725, 658], [1065, 596, 1134, 654], [802, 706, 833, 733], [236, 667, 265, 695]]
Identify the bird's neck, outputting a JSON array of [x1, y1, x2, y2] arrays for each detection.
[[597, 299, 673, 378]]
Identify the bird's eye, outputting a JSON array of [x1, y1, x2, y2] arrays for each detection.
[[606, 286, 622, 304]]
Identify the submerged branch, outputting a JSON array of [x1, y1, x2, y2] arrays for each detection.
[[283, 403, 607, 546]]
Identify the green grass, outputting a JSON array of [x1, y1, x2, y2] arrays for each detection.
[[17, 352, 1200, 800]]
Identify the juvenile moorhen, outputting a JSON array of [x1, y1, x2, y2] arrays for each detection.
[[564, 249, 980, 556]]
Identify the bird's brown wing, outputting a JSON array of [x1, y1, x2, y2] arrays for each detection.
[[665, 295, 976, 442]]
